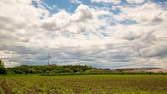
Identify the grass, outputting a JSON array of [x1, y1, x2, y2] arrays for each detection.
[[41, 72, 167, 76], [0, 74, 167, 94]]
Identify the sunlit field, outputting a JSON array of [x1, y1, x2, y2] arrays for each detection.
[[0, 75, 167, 94]]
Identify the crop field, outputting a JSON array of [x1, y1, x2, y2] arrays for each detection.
[[0, 75, 167, 94]]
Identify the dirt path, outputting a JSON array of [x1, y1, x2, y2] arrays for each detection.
[[0, 78, 12, 94]]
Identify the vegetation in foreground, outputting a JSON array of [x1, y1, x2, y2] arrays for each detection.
[[0, 75, 167, 94], [1, 60, 167, 94]]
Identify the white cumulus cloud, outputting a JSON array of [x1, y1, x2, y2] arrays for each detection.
[[0, 0, 167, 69]]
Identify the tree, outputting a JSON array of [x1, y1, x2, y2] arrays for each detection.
[[0, 60, 4, 66], [0, 60, 7, 74]]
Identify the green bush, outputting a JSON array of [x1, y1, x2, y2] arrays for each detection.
[[7, 65, 92, 74], [0, 60, 7, 74]]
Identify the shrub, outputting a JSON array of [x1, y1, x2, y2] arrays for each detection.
[[0, 60, 7, 74]]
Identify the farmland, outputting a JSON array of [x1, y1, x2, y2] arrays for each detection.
[[0, 75, 167, 94]]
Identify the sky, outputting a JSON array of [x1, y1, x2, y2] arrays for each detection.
[[0, 0, 167, 69]]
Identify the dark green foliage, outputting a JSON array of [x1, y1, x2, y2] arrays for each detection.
[[3, 62, 167, 76], [7, 65, 92, 74], [5, 64, 167, 75], [0, 66, 7, 74], [0, 60, 7, 74]]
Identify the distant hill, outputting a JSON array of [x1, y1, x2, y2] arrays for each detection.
[[111, 68, 167, 73]]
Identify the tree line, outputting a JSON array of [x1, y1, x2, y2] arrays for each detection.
[[0, 60, 93, 74], [1, 60, 167, 75]]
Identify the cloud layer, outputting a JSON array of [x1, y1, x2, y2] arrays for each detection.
[[0, 0, 167, 68]]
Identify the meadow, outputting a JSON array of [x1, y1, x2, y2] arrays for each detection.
[[0, 74, 167, 94]]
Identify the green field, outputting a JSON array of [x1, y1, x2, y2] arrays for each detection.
[[0, 75, 167, 94]]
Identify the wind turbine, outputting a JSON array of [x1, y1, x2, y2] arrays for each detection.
[[46, 45, 51, 65], [48, 53, 50, 65]]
